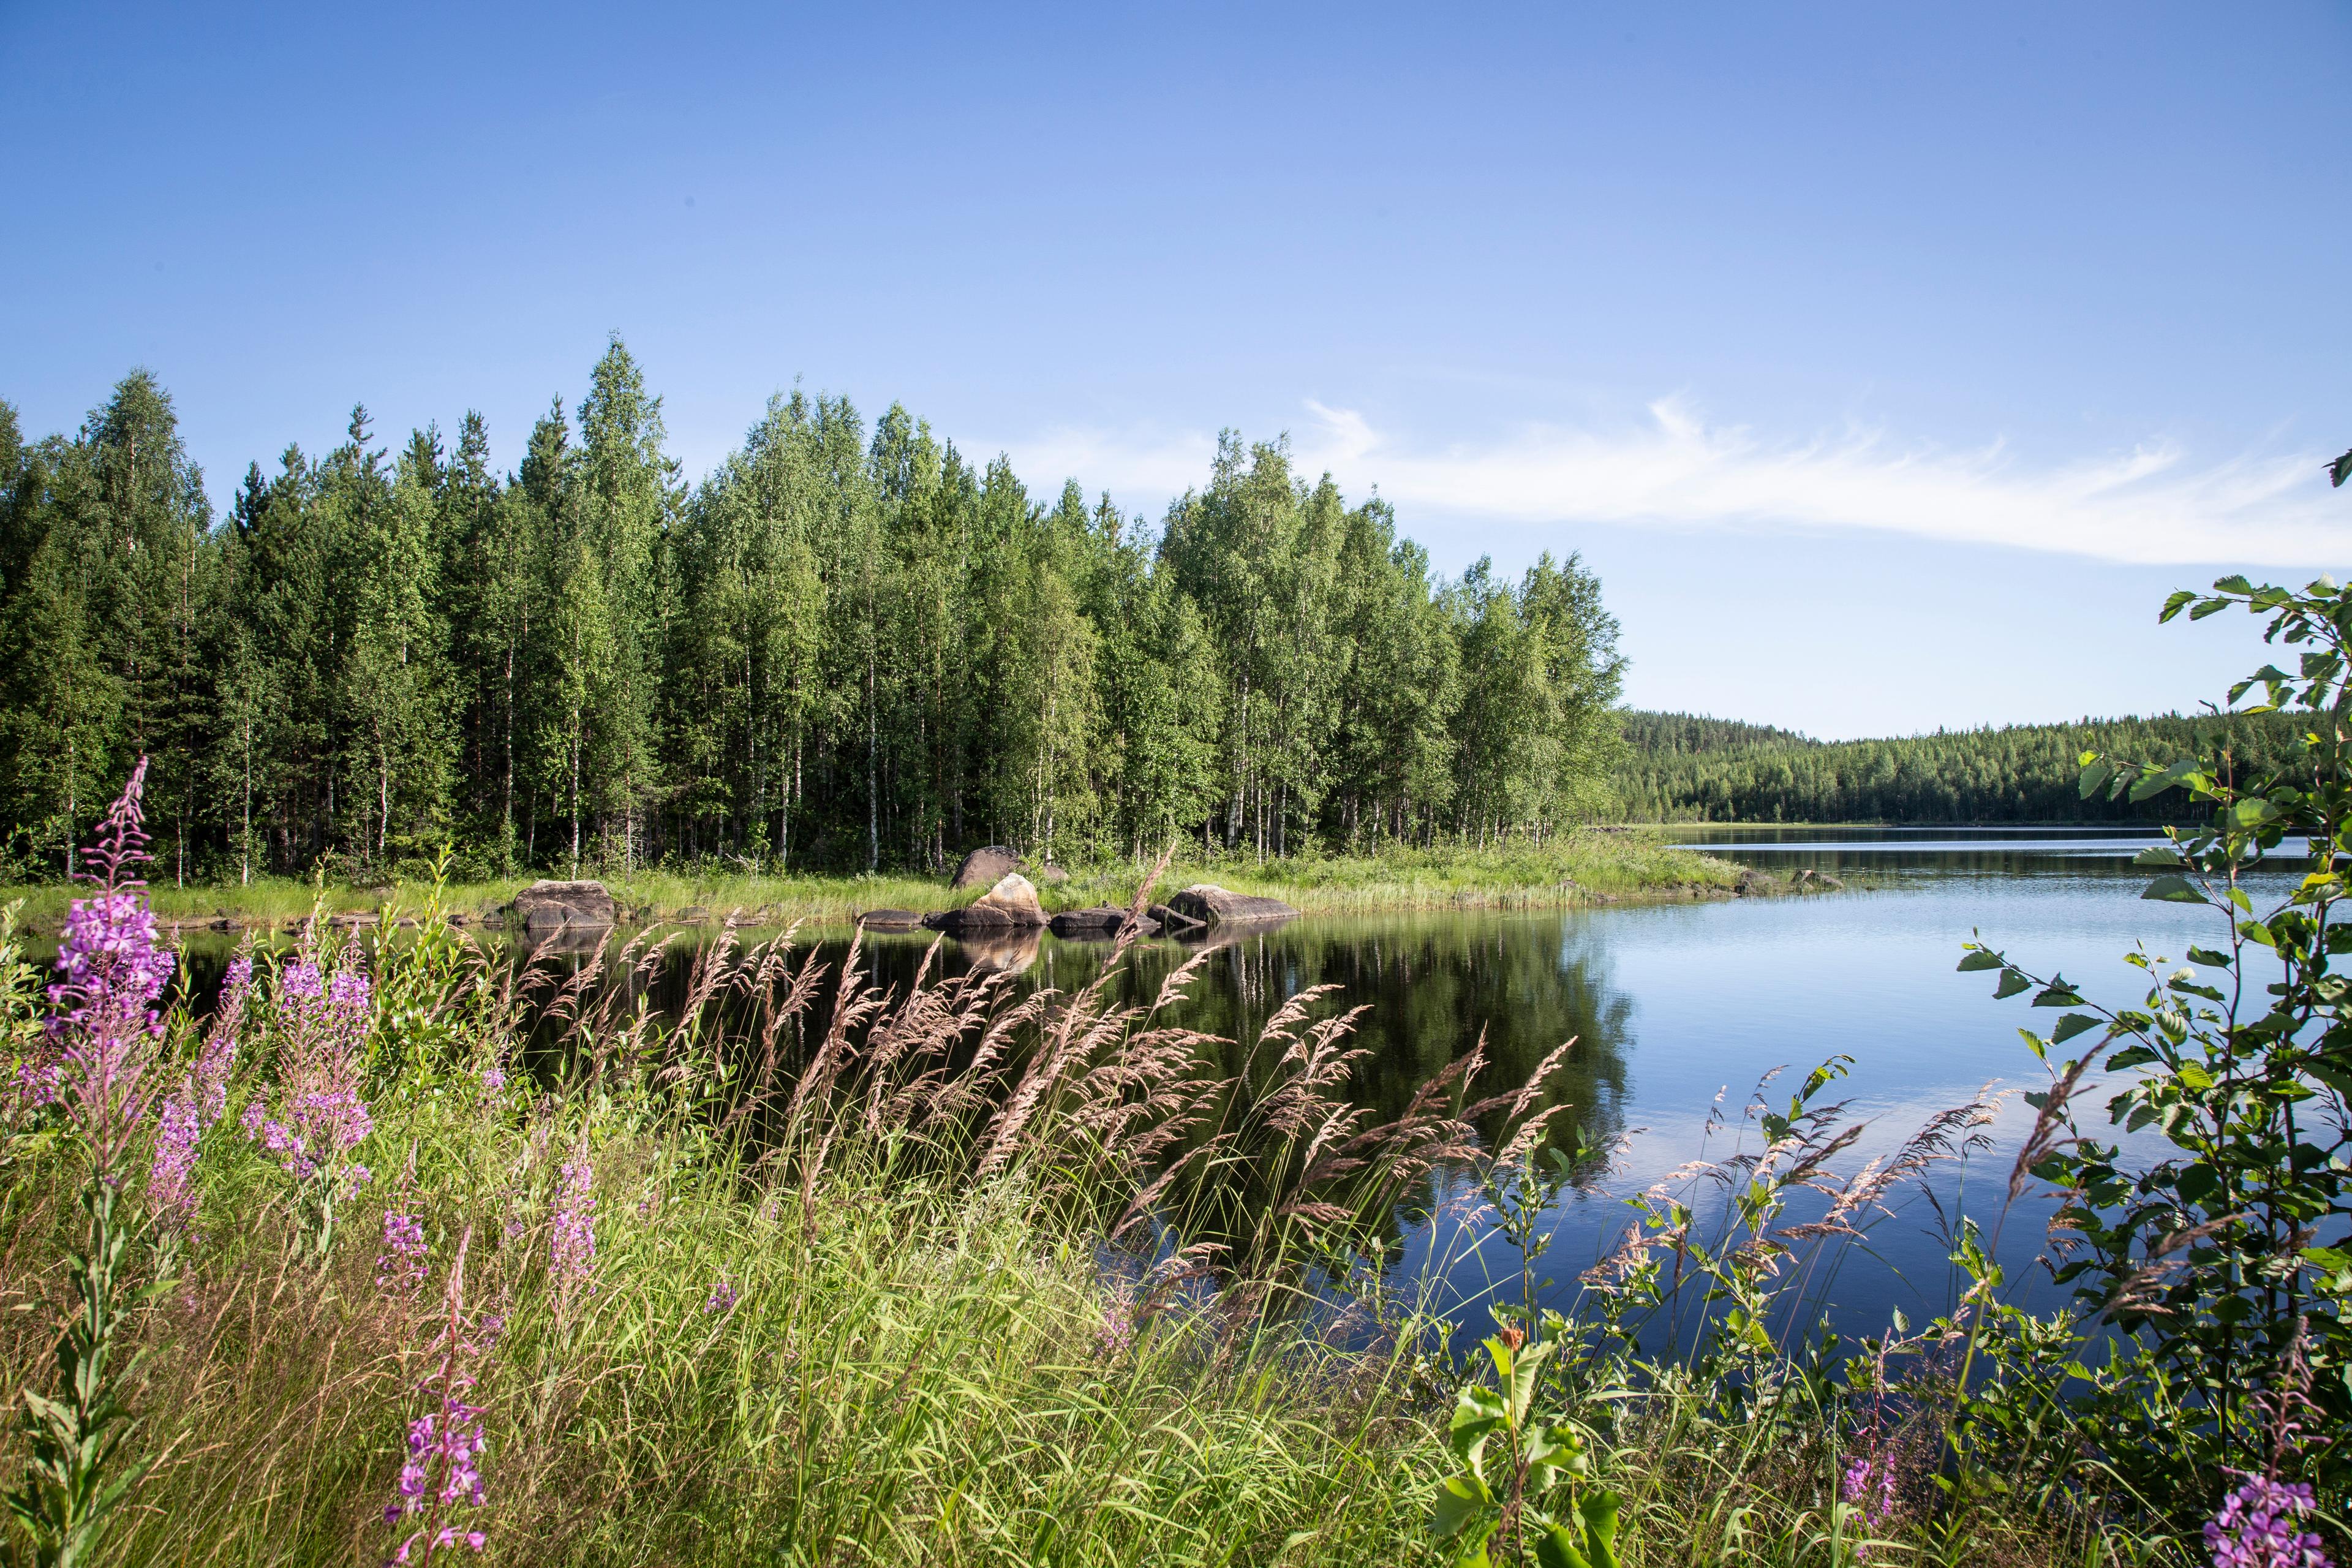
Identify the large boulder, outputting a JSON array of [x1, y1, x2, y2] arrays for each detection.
[[924, 872, 1047, 933], [1164, 884, 1298, 928], [513, 880, 616, 930], [1047, 905, 1161, 940], [950, 845, 1021, 891], [855, 908, 928, 932]]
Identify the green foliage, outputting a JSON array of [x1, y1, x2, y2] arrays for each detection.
[[1615, 707, 2309, 824], [0, 370, 1630, 884], [1430, 1334, 1619, 1568], [1961, 570, 2352, 1505]]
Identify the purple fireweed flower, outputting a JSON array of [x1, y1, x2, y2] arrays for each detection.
[[146, 949, 247, 1226], [1840, 1441, 1899, 1561], [703, 1277, 737, 1314], [383, 1228, 491, 1566], [243, 942, 374, 1198], [147, 1090, 203, 1221], [550, 1156, 597, 1295], [46, 760, 175, 1174], [2205, 1472, 2334, 1568], [1095, 1295, 1137, 1359], [11, 1055, 61, 1111], [379, 1210, 429, 1294]]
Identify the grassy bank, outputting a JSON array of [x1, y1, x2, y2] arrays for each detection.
[[2, 859, 2199, 1567], [0, 831, 1742, 933]]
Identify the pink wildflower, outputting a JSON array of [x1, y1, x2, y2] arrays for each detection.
[[2205, 1472, 2332, 1568], [147, 951, 247, 1225], [1095, 1295, 1137, 1358], [383, 1229, 491, 1566], [47, 760, 174, 1173], [242, 943, 373, 1199], [378, 1210, 429, 1294], [550, 1155, 596, 1296], [1840, 1442, 1899, 1559]]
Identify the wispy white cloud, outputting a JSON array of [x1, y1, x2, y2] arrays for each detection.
[[1007, 399, 2350, 567]]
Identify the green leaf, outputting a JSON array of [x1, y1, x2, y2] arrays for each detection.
[[2141, 875, 2206, 905], [2032, 978, 2086, 1008], [1507, 1337, 1555, 1421], [1431, 1474, 1497, 1544], [2129, 760, 2199, 802], [1523, 1426, 1578, 1490], [1448, 1386, 1506, 1468], [2239, 919, 2277, 950], [2077, 758, 2115, 800], [2186, 946, 2231, 968], [1994, 970, 2032, 1000], [2132, 844, 2185, 867], [2158, 589, 2196, 623], [2051, 1013, 2100, 1045], [1535, 1525, 1594, 1568], [1957, 949, 2004, 972], [2188, 597, 2231, 621], [2213, 573, 2255, 594], [1578, 1490, 1623, 1568], [2307, 1061, 2352, 1100]]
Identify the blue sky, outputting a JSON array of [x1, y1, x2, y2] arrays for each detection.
[[2, 1, 2346, 737]]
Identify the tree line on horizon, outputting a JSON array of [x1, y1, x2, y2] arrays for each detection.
[[1611, 707, 2310, 823], [0, 341, 1627, 884]]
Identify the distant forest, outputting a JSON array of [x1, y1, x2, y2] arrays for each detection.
[[0, 342, 1628, 883], [1611, 708, 2311, 823]]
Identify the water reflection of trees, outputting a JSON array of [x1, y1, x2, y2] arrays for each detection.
[[174, 914, 1637, 1177], [821, 915, 1635, 1175]]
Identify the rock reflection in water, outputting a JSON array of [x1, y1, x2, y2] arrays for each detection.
[[950, 927, 1042, 976]]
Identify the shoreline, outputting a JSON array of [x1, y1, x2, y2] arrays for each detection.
[[0, 831, 1781, 937]]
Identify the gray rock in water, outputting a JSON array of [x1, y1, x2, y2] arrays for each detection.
[[1164, 884, 1298, 928], [925, 872, 1047, 932], [513, 879, 617, 929], [1048, 905, 1160, 939], [674, 905, 712, 924], [1148, 902, 1206, 932], [856, 908, 928, 932], [950, 845, 1021, 891]]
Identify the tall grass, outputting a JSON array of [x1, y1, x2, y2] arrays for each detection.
[[0, 852, 2203, 1566]]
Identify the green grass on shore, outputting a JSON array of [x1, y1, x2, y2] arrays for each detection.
[[0, 831, 1742, 932]]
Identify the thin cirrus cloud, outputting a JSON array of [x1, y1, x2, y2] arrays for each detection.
[[1008, 398, 2350, 568]]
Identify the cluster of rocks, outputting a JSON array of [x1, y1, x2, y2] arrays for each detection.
[[496, 851, 1303, 958], [854, 845, 1299, 946]]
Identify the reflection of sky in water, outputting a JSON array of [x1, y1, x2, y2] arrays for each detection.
[[1412, 844, 2297, 1345]]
